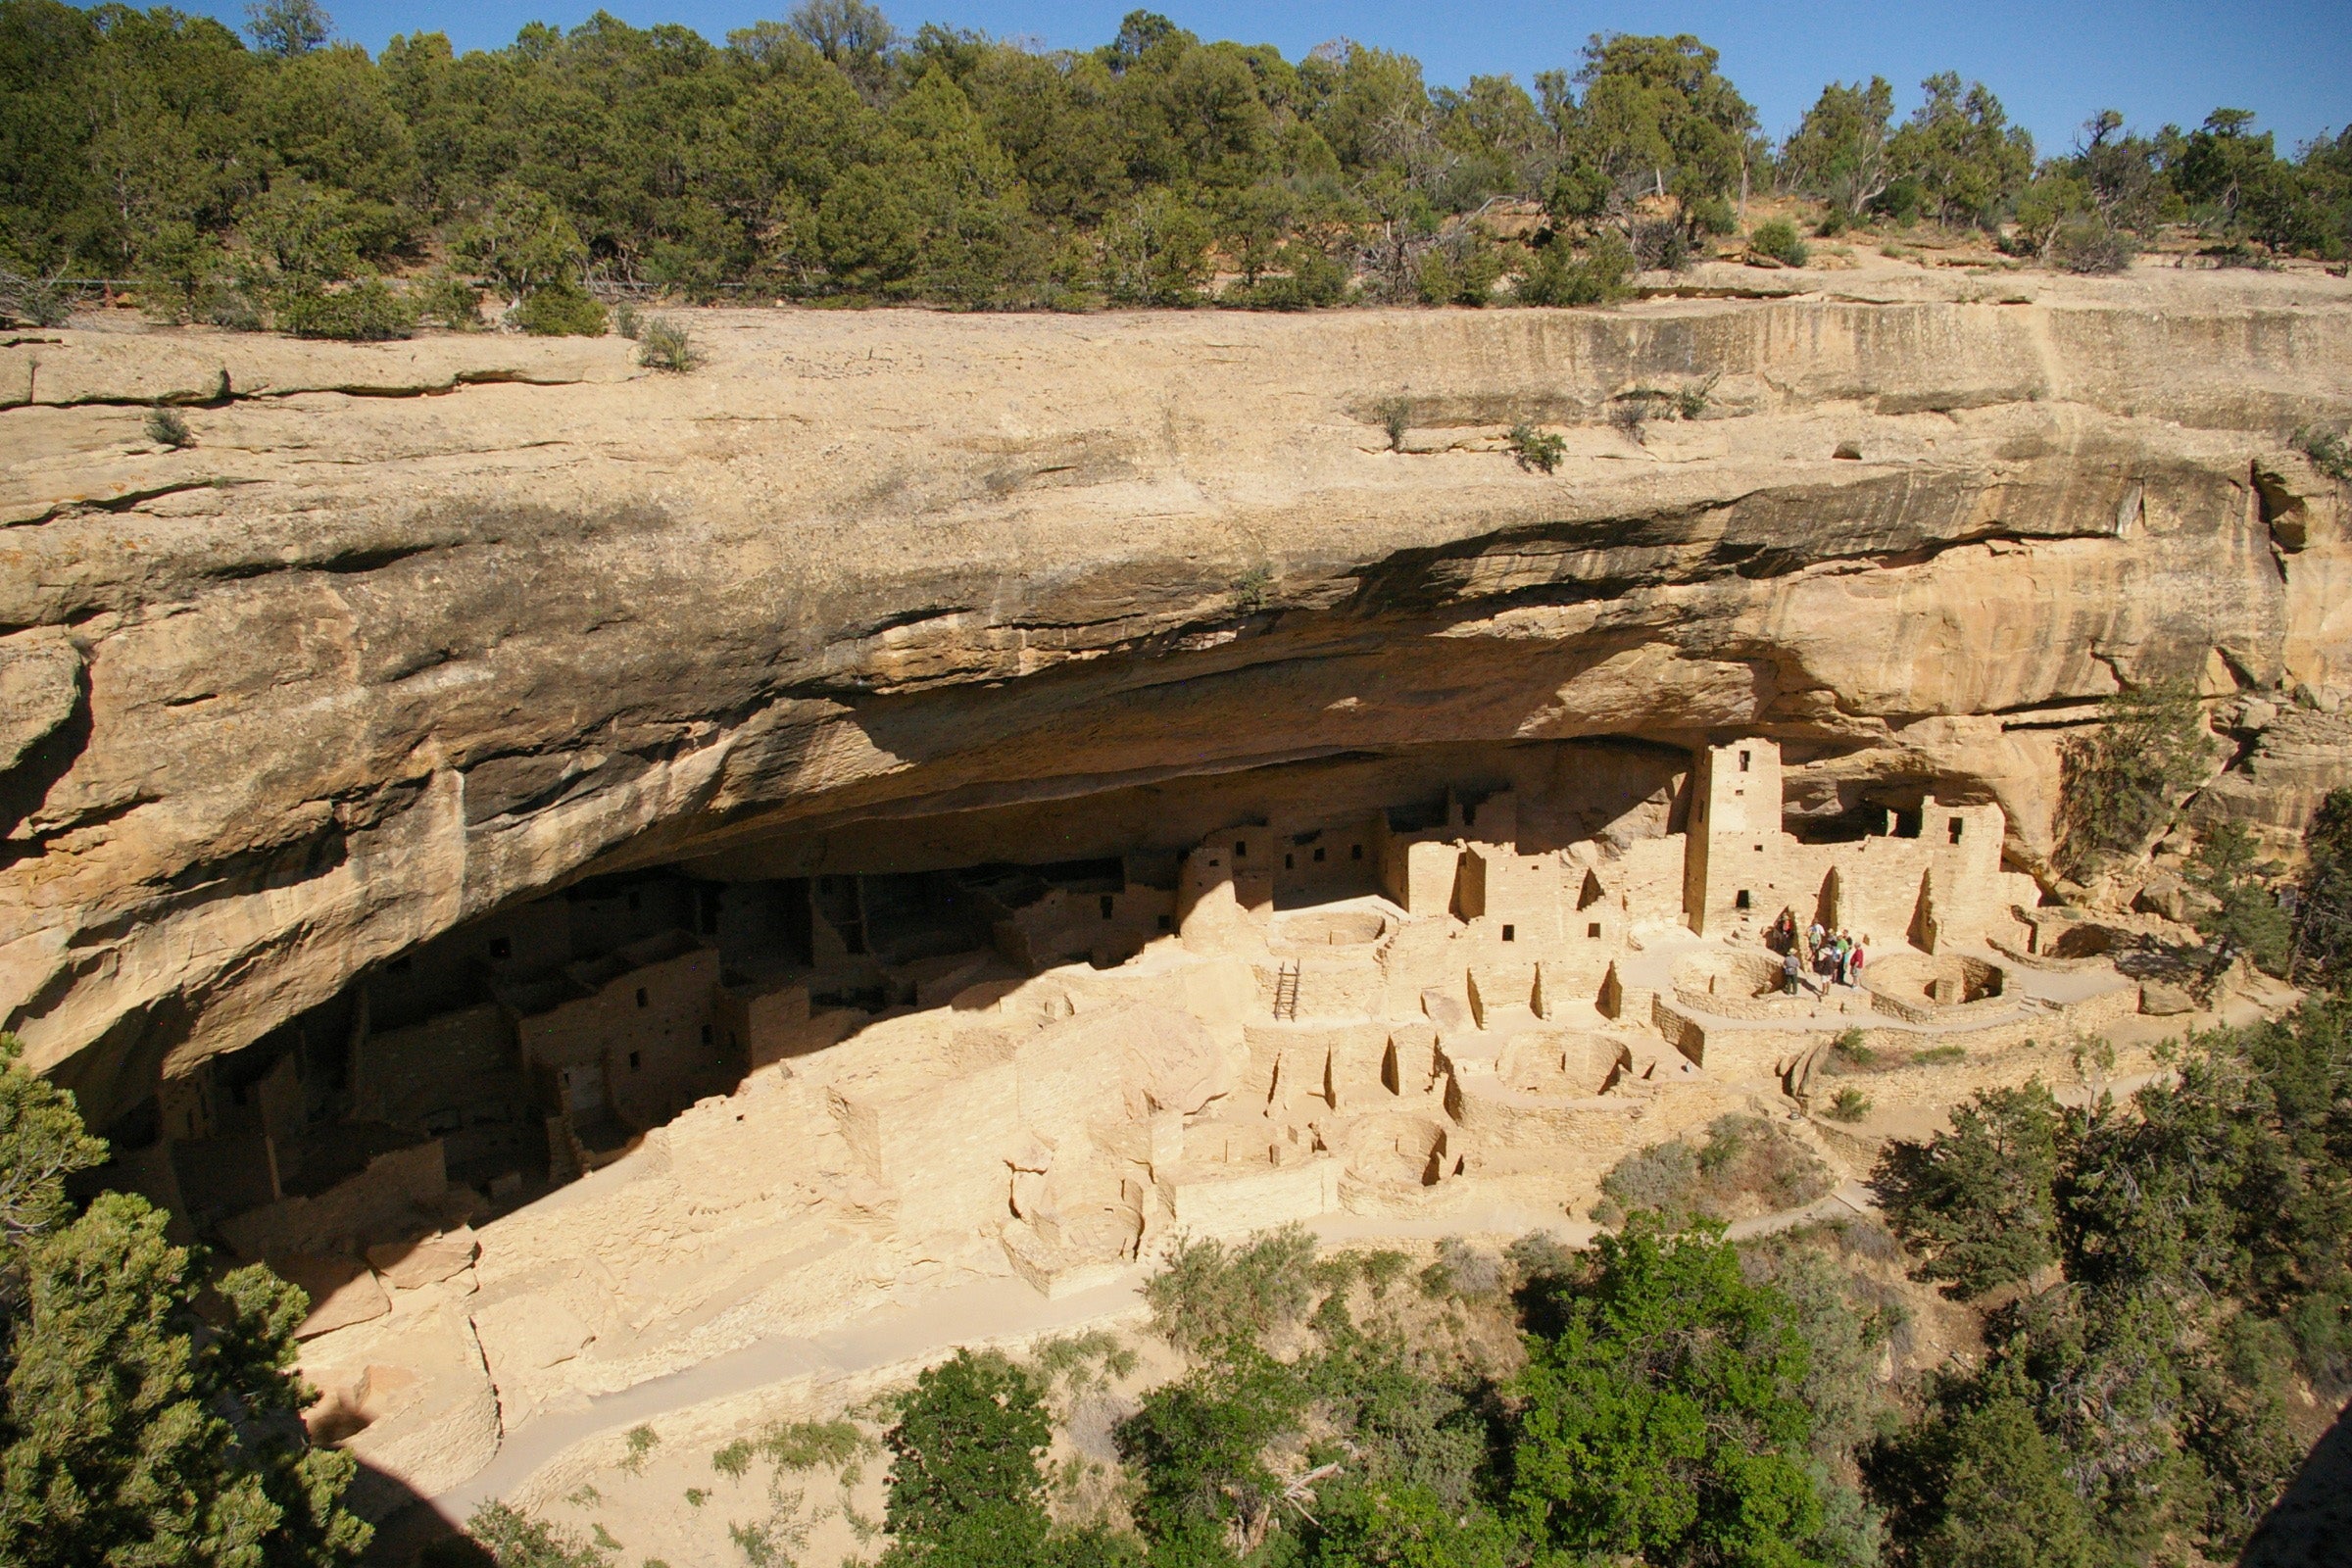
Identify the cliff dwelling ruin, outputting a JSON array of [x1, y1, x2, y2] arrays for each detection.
[[101, 732, 2139, 1390], [6, 268, 2349, 1555]]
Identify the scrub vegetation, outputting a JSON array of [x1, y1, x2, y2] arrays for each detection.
[[3, 0, 2348, 334]]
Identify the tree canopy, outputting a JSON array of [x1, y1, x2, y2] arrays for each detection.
[[0, 1035, 369, 1567], [3, 0, 2345, 326]]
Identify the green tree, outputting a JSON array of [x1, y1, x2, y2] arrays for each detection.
[[2295, 788, 2352, 986], [246, 0, 330, 58], [0, 1037, 106, 1285], [2184, 819, 2291, 975], [1873, 1394, 2096, 1568], [1780, 77, 1894, 222], [1885, 74, 2034, 229], [2053, 677, 2211, 875], [787, 0, 899, 102], [457, 182, 589, 304], [0, 1037, 368, 1567], [1547, 33, 1754, 241], [880, 1349, 1054, 1566], [1306, 1482, 1508, 1568], [1099, 187, 1213, 304], [1117, 1343, 1306, 1560], [1506, 1217, 1833, 1567], [1871, 1082, 2064, 1298], [2174, 109, 2287, 237]]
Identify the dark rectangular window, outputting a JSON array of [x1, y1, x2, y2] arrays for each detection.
[[1157, 913, 1172, 931], [1948, 816, 1965, 844], [1284, 854, 1295, 869], [1235, 840, 1247, 858], [1351, 845, 1363, 860], [1313, 847, 1326, 862], [1588, 921, 1602, 939], [628, 1051, 641, 1071], [1100, 895, 1115, 920], [635, 987, 649, 1008], [1735, 890, 1752, 910], [1501, 924, 1515, 942], [1739, 751, 1751, 771], [700, 1024, 713, 1046]]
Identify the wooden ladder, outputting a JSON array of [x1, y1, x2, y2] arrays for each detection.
[[1273, 961, 1299, 1021]]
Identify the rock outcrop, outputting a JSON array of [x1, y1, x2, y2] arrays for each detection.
[[4, 261, 2349, 1121]]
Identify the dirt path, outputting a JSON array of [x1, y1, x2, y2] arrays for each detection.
[[420, 1178, 1886, 1532], [426, 1269, 1151, 1524]]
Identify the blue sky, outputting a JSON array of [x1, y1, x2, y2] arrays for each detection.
[[191, 0, 2350, 155]]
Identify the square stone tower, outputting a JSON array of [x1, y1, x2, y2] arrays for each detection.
[[1682, 738, 1782, 936]]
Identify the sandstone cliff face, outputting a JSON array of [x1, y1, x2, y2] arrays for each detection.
[[4, 263, 2349, 1120]]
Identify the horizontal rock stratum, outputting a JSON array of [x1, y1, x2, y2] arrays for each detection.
[[4, 261, 2349, 1123]]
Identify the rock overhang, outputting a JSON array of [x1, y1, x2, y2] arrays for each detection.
[[4, 267, 2350, 1119]]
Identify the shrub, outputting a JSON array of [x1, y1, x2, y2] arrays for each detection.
[[514, 280, 609, 336], [445, 1502, 611, 1567], [418, 274, 483, 330], [1505, 1230, 1577, 1285], [1631, 216, 1690, 271], [276, 277, 417, 341], [1827, 1087, 1872, 1122], [206, 284, 269, 332], [2293, 423, 2352, 483], [1032, 1330, 1137, 1396], [635, 316, 696, 371], [1507, 420, 1565, 473], [1376, 396, 1412, 452], [1419, 1237, 1506, 1299], [1694, 1112, 1835, 1212], [1750, 218, 1810, 267], [2052, 220, 2136, 274], [1829, 1028, 1878, 1068], [1235, 243, 1348, 309], [619, 1424, 659, 1475], [1596, 1138, 1697, 1220], [1514, 233, 1634, 306], [758, 1417, 863, 1471], [1144, 1226, 1318, 1352], [0, 270, 70, 327], [613, 299, 641, 339], [145, 405, 191, 449]]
